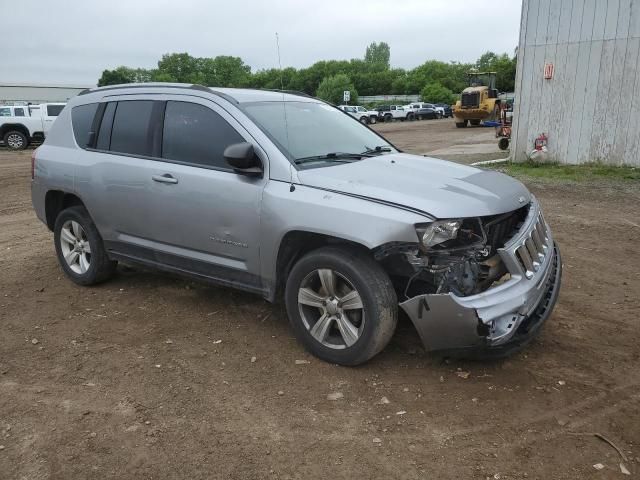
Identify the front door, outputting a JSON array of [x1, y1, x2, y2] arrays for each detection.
[[145, 98, 266, 293]]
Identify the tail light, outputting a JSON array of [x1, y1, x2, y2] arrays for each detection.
[[31, 148, 37, 179]]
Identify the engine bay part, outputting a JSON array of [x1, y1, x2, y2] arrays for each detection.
[[379, 205, 529, 299]]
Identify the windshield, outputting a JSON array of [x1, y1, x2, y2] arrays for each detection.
[[243, 101, 396, 165]]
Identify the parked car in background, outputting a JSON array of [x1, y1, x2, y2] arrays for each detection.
[[0, 103, 66, 150], [435, 103, 453, 118], [409, 103, 439, 120], [0, 105, 29, 117], [337, 105, 378, 124], [31, 83, 561, 366], [376, 105, 414, 122]]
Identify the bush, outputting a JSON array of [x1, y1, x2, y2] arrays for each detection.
[[315, 74, 358, 105], [420, 82, 455, 104]]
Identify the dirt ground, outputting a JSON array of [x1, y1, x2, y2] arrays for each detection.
[[1, 120, 639, 480]]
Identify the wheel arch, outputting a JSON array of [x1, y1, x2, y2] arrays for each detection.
[[44, 190, 87, 231], [0, 123, 30, 139], [272, 230, 372, 302]]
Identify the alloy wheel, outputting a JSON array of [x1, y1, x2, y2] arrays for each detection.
[[297, 268, 365, 349], [6, 134, 24, 149], [59, 220, 92, 274]]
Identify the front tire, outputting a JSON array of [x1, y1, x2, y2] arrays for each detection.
[[359, 116, 368, 124], [54, 206, 117, 286], [285, 247, 397, 366], [3, 131, 28, 150], [369, 116, 377, 125], [384, 114, 392, 123]]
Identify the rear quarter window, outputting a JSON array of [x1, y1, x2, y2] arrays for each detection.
[[71, 103, 99, 148]]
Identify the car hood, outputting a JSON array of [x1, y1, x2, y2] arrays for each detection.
[[296, 153, 531, 219]]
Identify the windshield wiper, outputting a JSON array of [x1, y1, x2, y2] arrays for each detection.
[[362, 145, 393, 155], [294, 152, 372, 165]]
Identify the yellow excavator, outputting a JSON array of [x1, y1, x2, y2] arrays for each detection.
[[453, 71, 500, 128]]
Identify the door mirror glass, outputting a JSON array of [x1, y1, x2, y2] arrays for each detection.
[[224, 142, 263, 176]]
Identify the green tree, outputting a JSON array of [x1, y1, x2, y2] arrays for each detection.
[[98, 66, 136, 86], [200, 56, 251, 87], [156, 53, 203, 83], [364, 42, 390, 68], [420, 82, 455, 104], [316, 74, 358, 105]]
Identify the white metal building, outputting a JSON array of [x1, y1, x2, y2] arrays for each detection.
[[0, 83, 92, 105], [512, 0, 640, 166]]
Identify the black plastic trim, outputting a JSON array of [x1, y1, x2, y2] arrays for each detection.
[[104, 240, 265, 295]]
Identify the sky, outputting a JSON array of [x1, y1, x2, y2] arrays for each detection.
[[6, 0, 522, 86]]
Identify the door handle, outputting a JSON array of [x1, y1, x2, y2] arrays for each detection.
[[152, 174, 178, 184]]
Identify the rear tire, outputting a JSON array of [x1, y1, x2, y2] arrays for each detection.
[[54, 206, 117, 286], [498, 138, 510, 150], [3, 131, 28, 150], [285, 246, 397, 366]]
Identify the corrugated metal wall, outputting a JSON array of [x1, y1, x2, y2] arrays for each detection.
[[513, 0, 640, 165]]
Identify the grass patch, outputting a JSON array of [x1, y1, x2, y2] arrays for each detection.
[[489, 161, 640, 182]]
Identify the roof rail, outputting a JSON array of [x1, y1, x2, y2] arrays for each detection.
[[77, 83, 239, 104], [265, 89, 315, 99]]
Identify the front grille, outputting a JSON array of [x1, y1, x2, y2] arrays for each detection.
[[483, 206, 528, 254], [514, 212, 549, 279], [461, 92, 479, 108]]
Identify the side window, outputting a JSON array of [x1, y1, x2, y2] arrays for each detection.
[[162, 101, 244, 170], [46, 105, 64, 117], [0, 108, 10, 117], [110, 101, 154, 156], [96, 102, 116, 150], [71, 103, 99, 148], [14, 108, 25, 117]]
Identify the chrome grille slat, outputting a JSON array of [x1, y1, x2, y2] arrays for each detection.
[[508, 202, 551, 280]]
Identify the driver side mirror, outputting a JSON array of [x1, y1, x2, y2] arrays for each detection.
[[224, 142, 263, 177]]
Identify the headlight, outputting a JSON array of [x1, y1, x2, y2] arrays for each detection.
[[417, 220, 462, 248]]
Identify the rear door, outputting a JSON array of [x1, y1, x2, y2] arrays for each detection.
[[74, 99, 159, 249], [145, 97, 267, 291]]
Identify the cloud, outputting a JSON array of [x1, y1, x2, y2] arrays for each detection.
[[5, 0, 522, 85]]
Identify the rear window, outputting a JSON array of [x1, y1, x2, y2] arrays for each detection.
[[46, 105, 64, 116], [71, 103, 99, 148], [109, 101, 155, 156], [14, 108, 25, 117]]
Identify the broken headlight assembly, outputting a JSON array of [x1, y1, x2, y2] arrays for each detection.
[[416, 220, 462, 248], [415, 219, 487, 253]]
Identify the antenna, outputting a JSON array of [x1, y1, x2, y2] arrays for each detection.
[[276, 32, 285, 91], [275, 32, 291, 180]]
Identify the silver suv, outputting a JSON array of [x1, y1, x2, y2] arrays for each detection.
[[31, 84, 562, 365]]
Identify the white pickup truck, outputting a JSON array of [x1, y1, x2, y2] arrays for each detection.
[[0, 103, 65, 150], [337, 105, 378, 124], [375, 105, 414, 122]]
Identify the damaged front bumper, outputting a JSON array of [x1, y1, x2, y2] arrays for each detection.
[[400, 199, 562, 356]]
